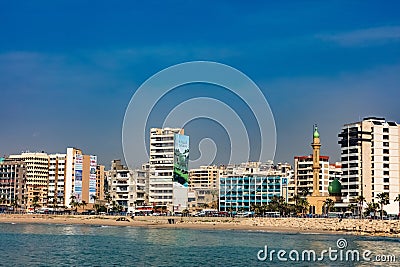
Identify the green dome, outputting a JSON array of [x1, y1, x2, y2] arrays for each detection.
[[328, 178, 342, 195], [313, 127, 320, 138]]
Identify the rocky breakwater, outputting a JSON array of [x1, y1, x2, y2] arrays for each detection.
[[241, 218, 400, 236]]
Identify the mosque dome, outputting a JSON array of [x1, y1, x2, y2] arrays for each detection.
[[328, 178, 342, 196]]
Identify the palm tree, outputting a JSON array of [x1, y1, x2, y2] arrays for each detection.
[[91, 195, 97, 204], [32, 196, 40, 212], [323, 198, 335, 215], [301, 188, 309, 198], [250, 204, 262, 216], [11, 196, 19, 212], [23, 196, 28, 212], [182, 209, 189, 217], [377, 192, 390, 220], [292, 194, 301, 206], [354, 195, 366, 218], [81, 200, 87, 212], [105, 194, 112, 213], [297, 198, 309, 215], [365, 202, 379, 218], [69, 195, 79, 213]]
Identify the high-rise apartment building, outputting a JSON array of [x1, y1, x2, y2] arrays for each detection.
[[8, 152, 49, 210], [107, 159, 149, 212], [338, 117, 400, 215], [96, 165, 105, 201], [0, 160, 27, 209], [149, 128, 189, 212], [48, 153, 66, 208], [65, 148, 97, 208]]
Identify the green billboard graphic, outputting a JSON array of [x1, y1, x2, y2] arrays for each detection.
[[173, 134, 189, 187]]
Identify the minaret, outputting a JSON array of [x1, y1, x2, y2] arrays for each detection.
[[311, 125, 321, 196]]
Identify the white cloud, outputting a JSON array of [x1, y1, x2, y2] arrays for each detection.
[[317, 26, 400, 46]]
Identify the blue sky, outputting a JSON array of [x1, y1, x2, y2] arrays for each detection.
[[1, 1, 400, 167]]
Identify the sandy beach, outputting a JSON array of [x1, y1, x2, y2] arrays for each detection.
[[1, 214, 400, 237]]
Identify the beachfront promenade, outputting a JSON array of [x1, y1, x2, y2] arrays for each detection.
[[1, 214, 399, 237]]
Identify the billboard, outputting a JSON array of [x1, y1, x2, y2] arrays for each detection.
[[173, 134, 189, 187], [89, 155, 97, 203], [74, 154, 83, 202]]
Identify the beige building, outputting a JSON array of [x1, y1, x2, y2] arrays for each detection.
[[96, 165, 105, 201], [9, 152, 49, 210], [189, 165, 221, 189], [65, 148, 98, 209], [338, 117, 400, 215]]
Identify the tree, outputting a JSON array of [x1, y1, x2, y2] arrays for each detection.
[[250, 204, 262, 216], [377, 192, 390, 220], [105, 194, 112, 213], [69, 195, 79, 213], [292, 195, 301, 206], [355, 195, 366, 219], [365, 202, 379, 218], [11, 196, 19, 212], [301, 188, 309, 198], [32, 196, 40, 212], [182, 209, 190, 217], [297, 198, 309, 215], [81, 200, 87, 212], [23, 196, 28, 212], [323, 198, 335, 215]]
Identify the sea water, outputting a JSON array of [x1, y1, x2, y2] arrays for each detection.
[[0, 223, 399, 266]]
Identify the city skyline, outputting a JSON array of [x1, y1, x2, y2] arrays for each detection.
[[1, 1, 400, 168]]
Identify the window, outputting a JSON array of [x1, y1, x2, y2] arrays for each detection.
[[383, 156, 389, 161], [383, 128, 389, 133], [383, 142, 389, 147], [384, 178, 389, 183], [384, 171, 389, 176], [383, 163, 389, 168], [383, 135, 389, 140], [383, 149, 389, 154], [384, 185, 389, 190]]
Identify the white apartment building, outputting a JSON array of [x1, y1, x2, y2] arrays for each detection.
[[338, 117, 400, 215], [294, 155, 331, 196], [48, 153, 66, 208], [149, 128, 189, 212]]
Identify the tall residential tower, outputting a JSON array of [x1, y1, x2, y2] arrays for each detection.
[[149, 128, 189, 212], [338, 117, 400, 215]]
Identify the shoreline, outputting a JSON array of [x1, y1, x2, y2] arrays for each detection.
[[1, 214, 400, 237]]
